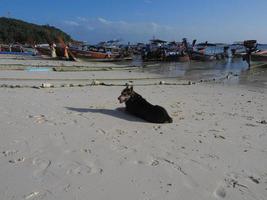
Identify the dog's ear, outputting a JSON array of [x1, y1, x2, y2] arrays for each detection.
[[130, 85, 133, 91]]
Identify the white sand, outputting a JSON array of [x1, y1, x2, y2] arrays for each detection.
[[0, 57, 266, 199]]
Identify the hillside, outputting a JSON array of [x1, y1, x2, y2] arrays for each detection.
[[0, 17, 73, 44]]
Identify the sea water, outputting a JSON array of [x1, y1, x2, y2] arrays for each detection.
[[140, 57, 267, 89]]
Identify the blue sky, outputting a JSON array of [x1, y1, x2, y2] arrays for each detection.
[[0, 0, 267, 43]]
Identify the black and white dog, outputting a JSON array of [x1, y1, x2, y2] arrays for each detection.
[[118, 86, 173, 123]]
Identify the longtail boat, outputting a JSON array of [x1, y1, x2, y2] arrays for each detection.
[[251, 50, 267, 62], [36, 44, 132, 61]]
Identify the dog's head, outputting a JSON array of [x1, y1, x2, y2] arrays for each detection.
[[118, 86, 134, 103]]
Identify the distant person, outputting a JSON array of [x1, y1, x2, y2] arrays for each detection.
[[231, 48, 236, 56], [50, 42, 57, 58], [223, 46, 229, 58], [33, 44, 38, 56], [64, 45, 69, 60], [107, 50, 112, 58]]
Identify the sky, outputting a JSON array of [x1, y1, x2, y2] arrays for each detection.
[[0, 0, 267, 44]]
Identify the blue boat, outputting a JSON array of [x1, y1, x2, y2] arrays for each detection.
[[0, 51, 34, 56]]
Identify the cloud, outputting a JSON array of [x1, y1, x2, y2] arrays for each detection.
[[57, 17, 184, 43], [76, 17, 87, 22], [97, 17, 111, 25], [63, 20, 80, 27]]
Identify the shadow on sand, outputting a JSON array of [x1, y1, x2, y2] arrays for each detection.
[[65, 107, 145, 122]]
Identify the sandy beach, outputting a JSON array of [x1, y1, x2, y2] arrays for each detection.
[[0, 56, 267, 200]]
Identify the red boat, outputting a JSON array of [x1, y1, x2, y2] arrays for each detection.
[[251, 50, 267, 62], [69, 48, 115, 60], [35, 44, 126, 61]]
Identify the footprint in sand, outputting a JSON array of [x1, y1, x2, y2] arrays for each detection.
[[8, 157, 25, 164], [59, 161, 98, 176], [132, 155, 199, 189], [132, 158, 160, 167], [214, 185, 227, 198], [2, 150, 18, 157], [116, 129, 127, 136], [219, 173, 260, 199], [32, 157, 52, 177], [153, 125, 161, 131], [2, 150, 25, 164], [150, 160, 160, 166], [29, 114, 48, 124], [96, 129, 107, 135], [156, 157, 199, 189], [67, 165, 92, 175], [49, 132, 67, 146]]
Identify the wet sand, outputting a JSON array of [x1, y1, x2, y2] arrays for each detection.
[[0, 54, 134, 70], [0, 56, 267, 200]]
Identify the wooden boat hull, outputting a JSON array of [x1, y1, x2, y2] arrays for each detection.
[[36, 46, 130, 62], [0, 51, 33, 56], [36, 46, 72, 59], [142, 51, 190, 62], [190, 52, 216, 61], [70, 49, 133, 62], [164, 55, 190, 62], [251, 54, 267, 62], [70, 48, 112, 59], [36, 46, 51, 56]]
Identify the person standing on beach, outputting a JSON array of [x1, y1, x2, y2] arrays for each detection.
[[50, 42, 57, 58], [64, 45, 69, 60]]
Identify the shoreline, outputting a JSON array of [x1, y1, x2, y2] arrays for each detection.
[[1, 54, 266, 90], [0, 54, 135, 70]]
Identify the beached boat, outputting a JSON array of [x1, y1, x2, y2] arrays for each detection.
[[142, 51, 190, 62], [0, 51, 34, 56], [250, 51, 267, 68], [35, 43, 132, 62], [0, 44, 22, 52], [35, 45, 51, 56], [141, 39, 191, 62], [167, 54, 190, 62], [251, 50, 267, 62], [0, 44, 35, 56], [164, 53, 190, 62], [190, 51, 216, 61], [69, 48, 113, 59], [36, 45, 62, 57], [71, 47, 133, 62], [190, 42, 229, 61]]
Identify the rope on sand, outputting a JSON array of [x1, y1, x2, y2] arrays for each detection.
[[0, 73, 237, 89], [0, 81, 192, 89]]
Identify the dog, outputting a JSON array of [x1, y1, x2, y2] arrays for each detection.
[[118, 86, 173, 123]]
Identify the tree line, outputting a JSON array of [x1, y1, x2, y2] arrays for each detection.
[[0, 17, 73, 44]]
